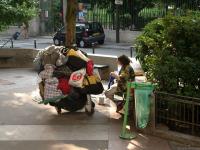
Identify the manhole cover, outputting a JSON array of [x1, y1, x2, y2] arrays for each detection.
[[0, 79, 15, 85]]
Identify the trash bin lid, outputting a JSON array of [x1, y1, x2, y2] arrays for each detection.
[[132, 82, 155, 90]]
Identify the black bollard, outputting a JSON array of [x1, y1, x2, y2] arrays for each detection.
[[130, 46, 134, 57], [92, 43, 95, 54], [10, 38, 13, 48], [34, 40, 37, 49]]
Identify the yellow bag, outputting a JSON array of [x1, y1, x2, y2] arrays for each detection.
[[67, 49, 78, 57], [83, 75, 101, 86], [67, 49, 89, 62], [82, 75, 104, 95]]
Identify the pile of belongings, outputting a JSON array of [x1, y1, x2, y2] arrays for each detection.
[[33, 45, 104, 113]]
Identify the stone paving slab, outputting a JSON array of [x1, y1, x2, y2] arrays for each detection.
[[169, 142, 200, 150], [0, 68, 37, 92], [0, 68, 192, 150], [0, 91, 109, 125], [0, 140, 108, 150], [0, 69, 110, 126], [0, 125, 108, 141]]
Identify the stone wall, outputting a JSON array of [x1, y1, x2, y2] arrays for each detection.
[[0, 49, 144, 79], [0, 48, 37, 68]]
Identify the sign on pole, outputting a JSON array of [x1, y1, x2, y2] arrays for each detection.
[[115, 0, 123, 5], [45, 10, 48, 18]]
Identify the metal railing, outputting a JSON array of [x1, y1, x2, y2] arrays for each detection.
[[0, 38, 13, 48], [155, 91, 200, 137], [0, 39, 42, 49], [87, 0, 200, 30]]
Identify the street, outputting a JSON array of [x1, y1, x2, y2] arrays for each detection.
[[0, 36, 135, 57]]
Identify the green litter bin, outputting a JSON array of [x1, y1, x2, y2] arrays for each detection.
[[133, 82, 155, 129]]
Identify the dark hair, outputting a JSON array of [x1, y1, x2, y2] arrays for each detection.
[[117, 55, 131, 66]]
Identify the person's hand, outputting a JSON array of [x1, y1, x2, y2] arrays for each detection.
[[110, 72, 118, 79], [110, 72, 115, 77]]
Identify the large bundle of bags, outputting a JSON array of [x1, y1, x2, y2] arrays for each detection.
[[34, 45, 104, 112]]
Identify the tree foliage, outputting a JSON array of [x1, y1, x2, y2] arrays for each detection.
[[135, 12, 200, 97], [0, 0, 38, 31], [51, 0, 63, 31]]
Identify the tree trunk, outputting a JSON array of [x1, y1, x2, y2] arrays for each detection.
[[65, 0, 77, 47]]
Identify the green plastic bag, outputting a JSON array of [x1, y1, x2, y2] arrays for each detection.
[[133, 82, 154, 128]]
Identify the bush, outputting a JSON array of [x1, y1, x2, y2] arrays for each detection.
[[135, 13, 200, 97], [139, 7, 165, 19]]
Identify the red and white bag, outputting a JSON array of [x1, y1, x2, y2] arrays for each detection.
[[69, 68, 86, 88]]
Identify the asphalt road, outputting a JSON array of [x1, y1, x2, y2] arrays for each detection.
[[0, 36, 135, 57]]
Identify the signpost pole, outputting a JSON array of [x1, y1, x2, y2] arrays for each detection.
[[116, 5, 120, 43], [115, 0, 123, 43]]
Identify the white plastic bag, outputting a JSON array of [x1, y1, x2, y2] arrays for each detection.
[[56, 53, 68, 66], [69, 68, 86, 87]]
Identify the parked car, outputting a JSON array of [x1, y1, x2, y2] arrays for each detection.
[[53, 22, 105, 47]]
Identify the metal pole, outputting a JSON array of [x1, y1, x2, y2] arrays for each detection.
[[51, 0, 54, 32], [34, 40, 37, 49], [130, 47, 133, 57], [116, 4, 120, 43], [119, 82, 136, 139], [10, 38, 13, 48], [130, 46, 135, 57], [92, 43, 95, 54]]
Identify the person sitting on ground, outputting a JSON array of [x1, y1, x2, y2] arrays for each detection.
[[105, 55, 135, 112]]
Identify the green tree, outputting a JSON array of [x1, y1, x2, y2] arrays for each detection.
[[0, 0, 38, 31], [135, 12, 200, 97], [51, 0, 63, 31]]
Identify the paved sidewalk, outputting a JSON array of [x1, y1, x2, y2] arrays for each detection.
[[0, 68, 190, 150]]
